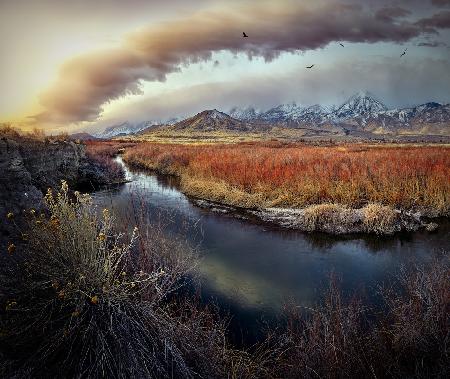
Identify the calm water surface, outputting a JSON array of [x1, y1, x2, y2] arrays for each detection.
[[92, 157, 449, 342]]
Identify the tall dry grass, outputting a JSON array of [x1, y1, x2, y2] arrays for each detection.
[[275, 257, 450, 378], [123, 142, 450, 214]]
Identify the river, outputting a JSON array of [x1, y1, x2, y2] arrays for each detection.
[[92, 157, 449, 343]]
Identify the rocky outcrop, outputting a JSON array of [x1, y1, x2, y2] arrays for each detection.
[[0, 135, 115, 219]]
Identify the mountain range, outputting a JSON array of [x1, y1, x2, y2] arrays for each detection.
[[93, 91, 449, 138]]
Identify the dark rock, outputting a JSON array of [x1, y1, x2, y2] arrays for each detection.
[[0, 135, 116, 232]]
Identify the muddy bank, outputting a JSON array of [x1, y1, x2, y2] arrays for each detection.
[[192, 199, 439, 235]]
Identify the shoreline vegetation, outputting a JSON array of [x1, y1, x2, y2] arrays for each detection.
[[121, 141, 449, 235], [1, 183, 448, 378]]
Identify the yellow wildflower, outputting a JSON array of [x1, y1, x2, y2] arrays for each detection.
[[30, 209, 36, 215], [90, 295, 99, 305], [98, 232, 106, 241], [35, 220, 42, 225], [44, 188, 53, 202], [49, 215, 60, 229], [6, 212, 13, 220], [61, 180, 68, 193], [7, 243, 15, 254], [6, 301, 17, 311]]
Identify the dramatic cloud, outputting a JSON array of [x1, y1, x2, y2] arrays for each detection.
[[93, 57, 450, 129], [416, 11, 450, 29], [34, 0, 450, 124], [431, 0, 450, 7], [376, 7, 411, 22]]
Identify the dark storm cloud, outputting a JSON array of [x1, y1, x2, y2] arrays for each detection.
[[431, 0, 450, 7], [34, 0, 450, 124], [416, 11, 450, 29], [376, 7, 411, 22]]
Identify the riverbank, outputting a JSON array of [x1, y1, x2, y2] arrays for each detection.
[[122, 142, 449, 235]]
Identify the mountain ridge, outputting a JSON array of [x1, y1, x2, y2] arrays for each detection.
[[95, 92, 450, 138]]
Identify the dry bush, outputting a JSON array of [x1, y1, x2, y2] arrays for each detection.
[[123, 143, 450, 214], [274, 257, 450, 378], [0, 182, 252, 378], [363, 203, 398, 234], [0, 124, 21, 138], [303, 204, 351, 231]]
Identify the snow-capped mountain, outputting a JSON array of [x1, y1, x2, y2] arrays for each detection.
[[95, 118, 179, 139], [96, 91, 449, 138], [227, 91, 449, 134], [296, 105, 330, 125], [229, 106, 262, 121], [382, 102, 446, 124], [330, 91, 388, 124], [258, 102, 305, 123]]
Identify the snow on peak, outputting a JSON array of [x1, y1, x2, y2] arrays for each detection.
[[332, 91, 387, 122], [229, 106, 262, 121]]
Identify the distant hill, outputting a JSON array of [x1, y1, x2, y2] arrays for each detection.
[[170, 109, 252, 132]]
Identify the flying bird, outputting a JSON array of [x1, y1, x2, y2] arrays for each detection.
[[306, 64, 315, 69], [339, 43, 345, 47], [243, 32, 248, 37], [400, 48, 407, 57]]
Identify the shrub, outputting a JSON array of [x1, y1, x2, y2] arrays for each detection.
[[363, 203, 398, 234]]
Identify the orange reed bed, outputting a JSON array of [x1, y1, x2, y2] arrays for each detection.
[[123, 142, 450, 214]]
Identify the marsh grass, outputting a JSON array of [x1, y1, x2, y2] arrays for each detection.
[[123, 142, 450, 215]]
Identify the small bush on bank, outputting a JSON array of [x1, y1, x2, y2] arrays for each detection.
[[363, 203, 398, 234]]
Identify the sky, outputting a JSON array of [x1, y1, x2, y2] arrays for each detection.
[[0, 0, 449, 132]]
